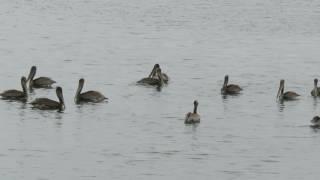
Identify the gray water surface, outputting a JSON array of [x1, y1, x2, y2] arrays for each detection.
[[1, 0, 320, 179]]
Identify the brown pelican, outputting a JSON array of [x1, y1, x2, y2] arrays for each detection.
[[311, 116, 320, 128], [31, 86, 65, 111], [0, 77, 28, 101], [148, 64, 169, 83], [221, 75, 242, 95], [27, 66, 56, 88], [74, 78, 107, 104], [137, 67, 164, 87], [185, 100, 200, 124], [311, 78, 320, 97], [276, 80, 300, 100]]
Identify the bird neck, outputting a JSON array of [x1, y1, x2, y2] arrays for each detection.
[[58, 95, 65, 110], [75, 82, 83, 102], [193, 104, 198, 114], [223, 78, 228, 89], [27, 68, 36, 82], [314, 84, 318, 94], [21, 82, 27, 97], [158, 74, 164, 87]]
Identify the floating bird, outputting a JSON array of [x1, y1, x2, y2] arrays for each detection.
[[311, 78, 320, 97], [221, 75, 242, 95], [185, 100, 200, 124], [31, 86, 65, 111], [74, 78, 107, 104], [148, 64, 169, 83], [137, 67, 164, 87], [27, 66, 56, 88], [311, 116, 320, 128], [276, 79, 300, 101], [0, 77, 28, 101]]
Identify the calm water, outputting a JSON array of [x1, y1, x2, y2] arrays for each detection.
[[1, 0, 320, 179]]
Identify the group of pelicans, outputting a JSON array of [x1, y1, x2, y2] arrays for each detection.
[[1, 64, 320, 127], [0, 66, 108, 111], [137, 64, 241, 124], [136, 64, 320, 127]]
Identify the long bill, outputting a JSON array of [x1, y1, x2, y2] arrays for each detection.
[[276, 83, 283, 99]]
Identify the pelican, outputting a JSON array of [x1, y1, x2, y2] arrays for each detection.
[[74, 78, 107, 104], [311, 78, 320, 97], [276, 79, 300, 100], [148, 64, 169, 83], [221, 75, 242, 95], [137, 67, 164, 87], [311, 116, 320, 128], [27, 66, 56, 88], [185, 100, 200, 124], [31, 86, 65, 111], [0, 77, 27, 101]]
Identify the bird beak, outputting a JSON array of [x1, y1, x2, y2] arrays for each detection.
[[276, 83, 283, 99]]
